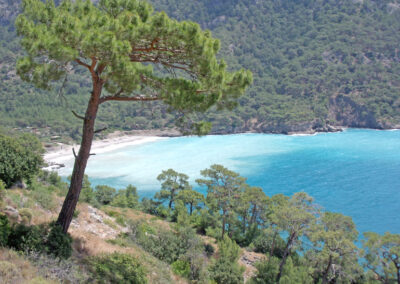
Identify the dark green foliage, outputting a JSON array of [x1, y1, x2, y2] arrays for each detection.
[[0, 214, 11, 247], [7, 224, 47, 253], [95, 185, 117, 205], [88, 252, 147, 284], [0, 0, 399, 136], [111, 184, 139, 208], [7, 223, 72, 259], [209, 236, 244, 284], [250, 257, 280, 284], [362, 232, 400, 283], [46, 223, 72, 259], [252, 233, 285, 258], [156, 169, 191, 209], [204, 243, 214, 257], [171, 260, 191, 278], [131, 223, 201, 264], [76, 175, 99, 206], [0, 180, 5, 201], [0, 134, 43, 187], [197, 164, 247, 239]]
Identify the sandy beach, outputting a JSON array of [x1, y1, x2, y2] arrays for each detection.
[[44, 135, 167, 170]]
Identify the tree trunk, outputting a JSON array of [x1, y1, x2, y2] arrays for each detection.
[[276, 232, 295, 282], [221, 217, 226, 239], [56, 81, 102, 233], [322, 255, 333, 284]]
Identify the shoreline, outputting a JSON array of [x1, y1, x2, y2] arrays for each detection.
[[44, 134, 167, 170], [43, 126, 400, 170]]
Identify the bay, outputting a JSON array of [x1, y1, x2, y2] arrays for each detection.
[[58, 129, 400, 234]]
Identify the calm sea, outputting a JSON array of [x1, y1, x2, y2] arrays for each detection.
[[59, 129, 400, 234]]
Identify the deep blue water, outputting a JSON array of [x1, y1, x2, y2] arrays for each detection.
[[59, 129, 400, 234]]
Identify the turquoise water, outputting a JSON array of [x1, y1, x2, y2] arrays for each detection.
[[59, 129, 400, 234]]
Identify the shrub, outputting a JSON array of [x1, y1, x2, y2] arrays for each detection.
[[204, 243, 215, 257], [209, 236, 244, 284], [8, 224, 46, 253], [0, 179, 5, 198], [19, 208, 33, 225], [46, 223, 72, 259], [72, 209, 80, 219], [111, 184, 139, 209], [0, 134, 43, 187], [7, 223, 72, 259], [132, 224, 200, 264], [250, 257, 280, 284], [0, 214, 11, 247], [95, 185, 116, 205], [252, 233, 286, 258], [30, 186, 56, 211], [115, 216, 126, 226], [171, 260, 191, 278], [88, 252, 147, 284]]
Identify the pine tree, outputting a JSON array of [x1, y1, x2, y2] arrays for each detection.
[[16, 0, 252, 232]]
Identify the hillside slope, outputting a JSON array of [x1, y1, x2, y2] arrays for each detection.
[[0, 0, 399, 136]]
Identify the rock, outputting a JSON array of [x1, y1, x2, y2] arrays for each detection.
[[3, 206, 20, 222], [10, 181, 27, 189]]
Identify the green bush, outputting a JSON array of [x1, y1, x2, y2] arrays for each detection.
[[8, 224, 46, 253], [7, 223, 72, 259], [132, 224, 200, 264], [19, 208, 33, 225], [252, 233, 286, 258], [46, 223, 72, 259], [209, 236, 244, 284], [95, 185, 116, 205], [0, 179, 6, 200], [0, 214, 11, 246], [0, 134, 43, 187], [30, 186, 56, 211], [171, 260, 191, 278], [204, 243, 215, 257], [88, 252, 147, 284]]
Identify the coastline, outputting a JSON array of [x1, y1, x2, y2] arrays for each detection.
[[43, 126, 400, 170], [44, 134, 168, 170]]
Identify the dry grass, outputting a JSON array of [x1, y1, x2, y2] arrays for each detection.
[[0, 248, 56, 284]]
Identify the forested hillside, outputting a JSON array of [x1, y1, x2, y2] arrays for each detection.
[[1, 0, 400, 137]]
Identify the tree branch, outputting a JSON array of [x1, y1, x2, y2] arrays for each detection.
[[71, 110, 85, 120], [72, 148, 77, 159], [75, 59, 91, 69], [100, 95, 160, 104], [94, 127, 108, 134]]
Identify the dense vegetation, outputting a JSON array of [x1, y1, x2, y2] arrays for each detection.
[[1, 0, 400, 139], [0, 133, 400, 283]]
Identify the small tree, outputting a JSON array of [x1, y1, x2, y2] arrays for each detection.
[[177, 188, 205, 215], [111, 184, 139, 208], [209, 236, 244, 284], [196, 164, 246, 239], [269, 192, 318, 282], [95, 185, 117, 205], [16, 0, 252, 233], [0, 135, 43, 187], [156, 169, 190, 209], [307, 212, 361, 283], [363, 232, 400, 284]]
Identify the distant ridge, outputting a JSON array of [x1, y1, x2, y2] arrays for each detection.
[[0, 0, 399, 137]]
